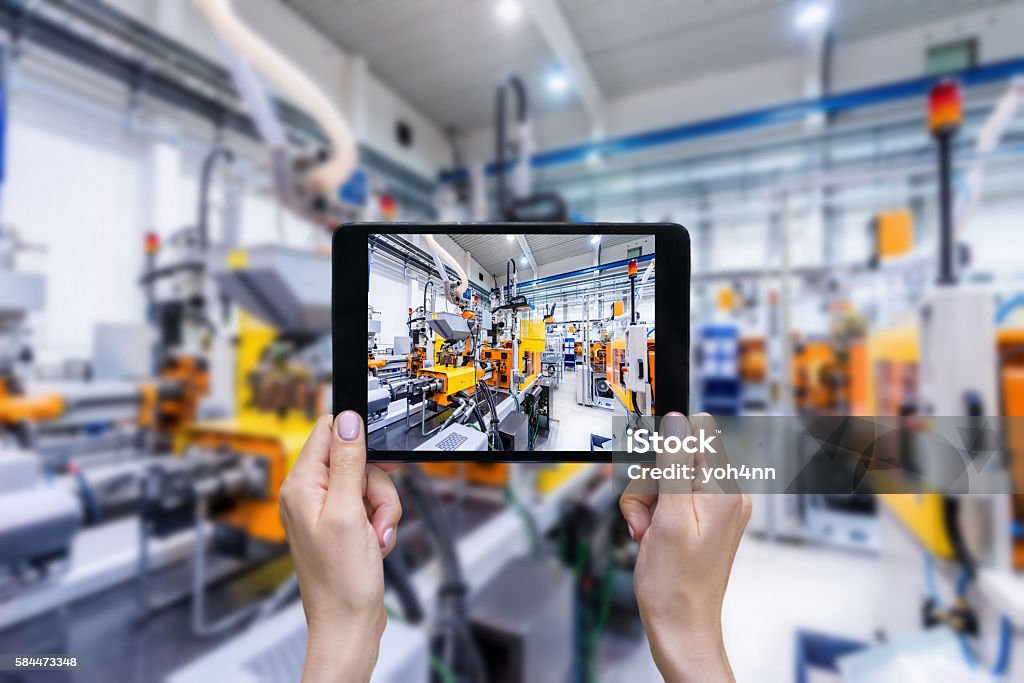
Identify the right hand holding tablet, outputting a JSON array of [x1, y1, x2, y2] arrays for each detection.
[[619, 412, 751, 683]]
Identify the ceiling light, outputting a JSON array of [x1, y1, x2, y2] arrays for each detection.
[[495, 0, 522, 23], [590, 235, 601, 245], [795, 1, 830, 31], [520, 256, 528, 265], [545, 68, 570, 95], [506, 234, 515, 242]]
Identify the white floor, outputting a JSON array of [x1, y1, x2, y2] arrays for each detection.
[[602, 536, 880, 682], [544, 367, 615, 452]]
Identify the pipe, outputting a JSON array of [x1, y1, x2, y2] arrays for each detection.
[[516, 253, 655, 289], [422, 234, 469, 300], [495, 75, 528, 218], [441, 56, 1024, 180], [194, 0, 357, 195], [197, 147, 233, 252]]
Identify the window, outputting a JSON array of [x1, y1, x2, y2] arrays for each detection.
[[926, 38, 976, 75], [627, 246, 643, 259]]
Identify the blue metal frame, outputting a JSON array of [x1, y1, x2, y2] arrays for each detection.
[[440, 57, 1024, 182], [517, 252, 655, 289]]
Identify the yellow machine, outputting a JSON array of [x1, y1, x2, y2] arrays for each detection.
[[178, 246, 332, 543], [519, 319, 546, 390], [419, 365, 480, 406]]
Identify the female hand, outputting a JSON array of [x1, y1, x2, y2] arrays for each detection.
[[279, 411, 403, 683], [619, 412, 751, 683]]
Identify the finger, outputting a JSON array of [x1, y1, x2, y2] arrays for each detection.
[[289, 414, 334, 478], [373, 462, 401, 474], [366, 466, 402, 554], [690, 412, 740, 494], [620, 477, 657, 542], [324, 411, 368, 514], [657, 411, 693, 498]]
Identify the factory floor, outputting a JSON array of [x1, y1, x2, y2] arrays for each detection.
[[545, 368, 614, 451], [0, 554, 295, 683], [600, 535, 878, 682]]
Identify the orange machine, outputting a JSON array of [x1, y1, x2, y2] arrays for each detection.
[[792, 339, 849, 414], [589, 342, 607, 372], [2, 353, 207, 439], [481, 345, 514, 389], [0, 378, 63, 423], [998, 329, 1024, 568], [738, 337, 766, 383]]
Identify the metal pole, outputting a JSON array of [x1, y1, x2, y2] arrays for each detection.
[[937, 131, 955, 286]]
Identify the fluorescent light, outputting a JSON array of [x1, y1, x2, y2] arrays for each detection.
[[795, 1, 830, 31], [545, 68, 570, 95], [590, 235, 601, 245], [506, 234, 515, 242], [495, 0, 521, 23]]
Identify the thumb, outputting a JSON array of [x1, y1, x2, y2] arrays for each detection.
[[620, 479, 656, 542], [324, 410, 367, 515]]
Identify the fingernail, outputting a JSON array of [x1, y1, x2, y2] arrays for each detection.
[[627, 524, 635, 541], [381, 527, 394, 547], [337, 411, 360, 441]]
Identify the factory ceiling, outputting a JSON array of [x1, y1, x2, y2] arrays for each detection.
[[286, 0, 1006, 131]]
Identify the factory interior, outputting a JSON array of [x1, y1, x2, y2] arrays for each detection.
[[0, 1, 1023, 681], [367, 232, 655, 455]]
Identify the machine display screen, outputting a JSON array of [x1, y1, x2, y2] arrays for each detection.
[[362, 230, 657, 456]]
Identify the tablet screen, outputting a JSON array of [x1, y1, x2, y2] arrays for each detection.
[[365, 231, 656, 455]]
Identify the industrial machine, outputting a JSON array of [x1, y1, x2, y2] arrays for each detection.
[[365, 243, 554, 458], [605, 260, 656, 419]]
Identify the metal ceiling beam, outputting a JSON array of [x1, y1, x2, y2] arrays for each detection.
[[441, 56, 1024, 181], [522, 0, 604, 135], [514, 235, 539, 276]]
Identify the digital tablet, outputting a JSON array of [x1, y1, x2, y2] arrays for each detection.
[[334, 223, 689, 462]]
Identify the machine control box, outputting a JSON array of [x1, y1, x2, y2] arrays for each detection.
[[624, 324, 649, 392]]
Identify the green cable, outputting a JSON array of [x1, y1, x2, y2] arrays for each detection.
[[429, 655, 458, 683], [504, 484, 541, 558]]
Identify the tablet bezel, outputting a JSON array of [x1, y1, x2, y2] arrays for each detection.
[[334, 222, 689, 462]]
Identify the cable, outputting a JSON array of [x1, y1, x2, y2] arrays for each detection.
[[197, 147, 233, 252], [401, 467, 488, 682]]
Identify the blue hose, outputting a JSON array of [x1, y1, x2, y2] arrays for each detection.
[[925, 553, 1015, 676]]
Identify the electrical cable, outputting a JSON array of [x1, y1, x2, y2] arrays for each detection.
[[382, 551, 424, 625], [401, 466, 488, 682]]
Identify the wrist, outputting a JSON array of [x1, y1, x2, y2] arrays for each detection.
[[304, 621, 382, 683], [645, 621, 732, 683]]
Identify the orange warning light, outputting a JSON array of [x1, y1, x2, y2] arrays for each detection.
[[928, 79, 962, 136]]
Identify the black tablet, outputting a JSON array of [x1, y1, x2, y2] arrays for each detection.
[[334, 223, 689, 461]]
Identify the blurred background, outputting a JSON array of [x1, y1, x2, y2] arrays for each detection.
[[1, 0, 1023, 681]]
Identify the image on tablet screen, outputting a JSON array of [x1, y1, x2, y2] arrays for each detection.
[[366, 232, 655, 453]]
